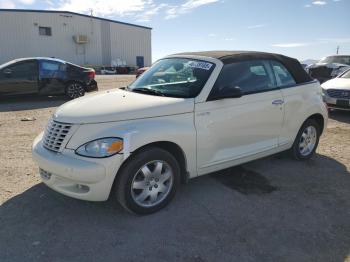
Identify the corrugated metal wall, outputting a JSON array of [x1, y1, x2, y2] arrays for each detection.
[[110, 22, 152, 67], [100, 20, 111, 65], [0, 11, 152, 67]]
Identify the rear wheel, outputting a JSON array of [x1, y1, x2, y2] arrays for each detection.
[[115, 147, 180, 215], [290, 119, 320, 160], [66, 82, 85, 99]]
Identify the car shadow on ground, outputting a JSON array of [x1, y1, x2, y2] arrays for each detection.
[[0, 96, 68, 112], [1, 154, 350, 262], [329, 110, 350, 124]]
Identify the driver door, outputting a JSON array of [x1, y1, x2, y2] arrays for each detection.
[[195, 59, 284, 175], [0, 60, 38, 96], [38, 60, 66, 95]]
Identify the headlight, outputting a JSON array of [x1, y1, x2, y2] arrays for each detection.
[[321, 88, 327, 96], [76, 137, 123, 158]]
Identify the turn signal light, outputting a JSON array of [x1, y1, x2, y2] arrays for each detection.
[[107, 140, 123, 153]]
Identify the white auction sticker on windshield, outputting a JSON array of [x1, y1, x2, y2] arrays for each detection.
[[188, 61, 213, 70]]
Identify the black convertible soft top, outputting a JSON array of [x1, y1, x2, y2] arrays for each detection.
[[174, 51, 313, 84]]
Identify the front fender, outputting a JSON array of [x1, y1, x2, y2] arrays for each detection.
[[66, 113, 197, 178]]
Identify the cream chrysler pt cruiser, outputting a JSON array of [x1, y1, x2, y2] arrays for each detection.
[[32, 51, 328, 214]]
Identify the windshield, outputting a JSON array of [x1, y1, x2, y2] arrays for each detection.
[[340, 69, 350, 78], [319, 56, 350, 65], [128, 58, 215, 98]]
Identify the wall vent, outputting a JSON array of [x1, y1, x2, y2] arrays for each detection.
[[73, 35, 88, 44]]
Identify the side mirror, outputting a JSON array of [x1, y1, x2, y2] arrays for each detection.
[[209, 85, 243, 101]]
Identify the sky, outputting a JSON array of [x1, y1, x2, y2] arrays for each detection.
[[1, 0, 349, 62]]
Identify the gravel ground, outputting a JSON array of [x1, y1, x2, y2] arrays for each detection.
[[1, 75, 350, 262]]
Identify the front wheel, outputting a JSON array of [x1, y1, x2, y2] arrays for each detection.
[[290, 119, 320, 160], [66, 82, 85, 99], [115, 147, 180, 214]]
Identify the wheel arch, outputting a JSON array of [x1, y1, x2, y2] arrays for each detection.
[[285, 111, 326, 153], [290, 113, 324, 160], [65, 80, 86, 93], [305, 113, 325, 135], [118, 141, 189, 185]]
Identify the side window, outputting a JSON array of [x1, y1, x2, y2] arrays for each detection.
[[3, 61, 37, 79], [271, 61, 296, 87], [212, 60, 276, 96], [39, 61, 65, 78], [41, 61, 60, 71]]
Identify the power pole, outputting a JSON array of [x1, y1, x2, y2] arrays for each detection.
[[90, 9, 94, 35], [336, 46, 340, 54]]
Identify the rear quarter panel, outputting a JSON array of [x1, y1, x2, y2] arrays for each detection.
[[66, 65, 89, 85], [279, 81, 328, 147]]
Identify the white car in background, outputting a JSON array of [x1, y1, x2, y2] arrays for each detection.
[[32, 51, 328, 214], [100, 66, 117, 75], [322, 68, 350, 111]]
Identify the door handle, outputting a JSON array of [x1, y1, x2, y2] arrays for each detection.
[[272, 99, 284, 105], [3, 69, 11, 74]]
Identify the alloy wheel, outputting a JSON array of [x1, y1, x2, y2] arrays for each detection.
[[131, 160, 174, 208], [67, 83, 84, 99], [299, 126, 317, 157]]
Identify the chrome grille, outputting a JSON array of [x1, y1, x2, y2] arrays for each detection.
[[43, 120, 73, 152], [326, 89, 350, 99]]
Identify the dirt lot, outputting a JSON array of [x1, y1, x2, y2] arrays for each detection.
[[1, 75, 350, 261]]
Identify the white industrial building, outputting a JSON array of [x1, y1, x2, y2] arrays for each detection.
[[0, 9, 152, 67]]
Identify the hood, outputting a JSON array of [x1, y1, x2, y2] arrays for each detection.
[[321, 78, 350, 90], [53, 89, 194, 124]]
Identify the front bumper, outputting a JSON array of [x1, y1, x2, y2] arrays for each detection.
[[32, 133, 123, 201], [323, 95, 350, 111]]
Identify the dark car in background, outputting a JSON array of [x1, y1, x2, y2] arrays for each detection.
[[306, 55, 350, 83], [135, 67, 149, 78], [0, 57, 98, 99]]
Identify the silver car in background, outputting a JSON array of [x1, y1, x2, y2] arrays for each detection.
[[306, 55, 350, 83]]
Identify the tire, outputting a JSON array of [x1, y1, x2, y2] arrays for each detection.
[[66, 82, 85, 99], [115, 147, 181, 215], [290, 119, 320, 160]]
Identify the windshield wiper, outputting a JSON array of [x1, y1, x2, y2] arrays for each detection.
[[131, 87, 165, 96]]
